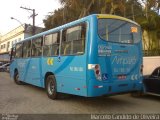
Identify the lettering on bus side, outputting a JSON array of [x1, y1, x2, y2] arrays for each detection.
[[112, 56, 137, 65], [70, 66, 84, 72], [98, 45, 112, 56]]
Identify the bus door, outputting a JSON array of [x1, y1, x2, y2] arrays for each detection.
[[24, 38, 43, 86], [13, 42, 25, 81], [56, 23, 87, 96], [26, 57, 42, 86]]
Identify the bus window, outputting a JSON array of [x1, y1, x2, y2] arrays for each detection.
[[32, 37, 43, 57], [23, 40, 31, 58], [61, 23, 86, 55], [15, 43, 23, 58], [98, 19, 141, 44], [43, 32, 60, 56]]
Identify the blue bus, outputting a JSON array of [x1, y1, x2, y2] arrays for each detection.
[[10, 14, 143, 99]]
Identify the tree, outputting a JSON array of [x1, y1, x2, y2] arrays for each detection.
[[137, 0, 160, 55], [43, 0, 132, 29]]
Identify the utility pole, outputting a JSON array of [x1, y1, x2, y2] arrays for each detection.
[[20, 6, 38, 35]]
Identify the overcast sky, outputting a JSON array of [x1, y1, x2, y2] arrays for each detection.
[[0, 0, 61, 35]]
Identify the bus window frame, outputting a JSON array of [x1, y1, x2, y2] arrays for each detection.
[[22, 40, 32, 58], [13, 22, 87, 59], [31, 36, 43, 58], [60, 22, 87, 56], [15, 42, 23, 59], [43, 31, 60, 57]]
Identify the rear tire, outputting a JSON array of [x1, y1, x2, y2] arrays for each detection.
[[46, 75, 58, 100], [14, 71, 23, 85]]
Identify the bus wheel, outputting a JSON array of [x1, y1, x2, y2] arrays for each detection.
[[46, 75, 57, 100], [14, 72, 22, 85]]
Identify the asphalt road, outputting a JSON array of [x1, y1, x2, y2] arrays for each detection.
[[0, 72, 160, 114]]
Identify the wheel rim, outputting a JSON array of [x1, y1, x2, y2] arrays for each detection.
[[48, 80, 55, 95]]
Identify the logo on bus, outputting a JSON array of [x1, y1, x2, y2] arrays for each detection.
[[112, 56, 137, 65], [102, 73, 108, 80], [47, 58, 54, 65]]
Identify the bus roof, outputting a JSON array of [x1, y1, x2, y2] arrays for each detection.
[[97, 14, 139, 26], [15, 14, 139, 45]]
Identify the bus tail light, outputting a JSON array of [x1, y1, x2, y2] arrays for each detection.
[[94, 64, 102, 80], [88, 64, 102, 80]]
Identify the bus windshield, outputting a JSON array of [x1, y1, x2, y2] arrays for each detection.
[[98, 19, 141, 44]]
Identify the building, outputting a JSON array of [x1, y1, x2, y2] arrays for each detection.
[[0, 24, 43, 62]]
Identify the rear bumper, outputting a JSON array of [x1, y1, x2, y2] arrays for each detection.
[[87, 80, 143, 97]]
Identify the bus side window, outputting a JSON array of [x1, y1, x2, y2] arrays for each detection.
[[15, 43, 23, 58], [43, 32, 60, 56], [61, 23, 86, 55], [32, 37, 43, 57], [23, 40, 31, 58]]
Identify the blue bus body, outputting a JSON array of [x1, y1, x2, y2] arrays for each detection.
[[10, 14, 143, 97]]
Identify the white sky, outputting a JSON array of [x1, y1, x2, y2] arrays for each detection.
[[0, 0, 61, 35]]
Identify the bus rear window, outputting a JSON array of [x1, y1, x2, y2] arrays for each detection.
[[98, 19, 141, 44]]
